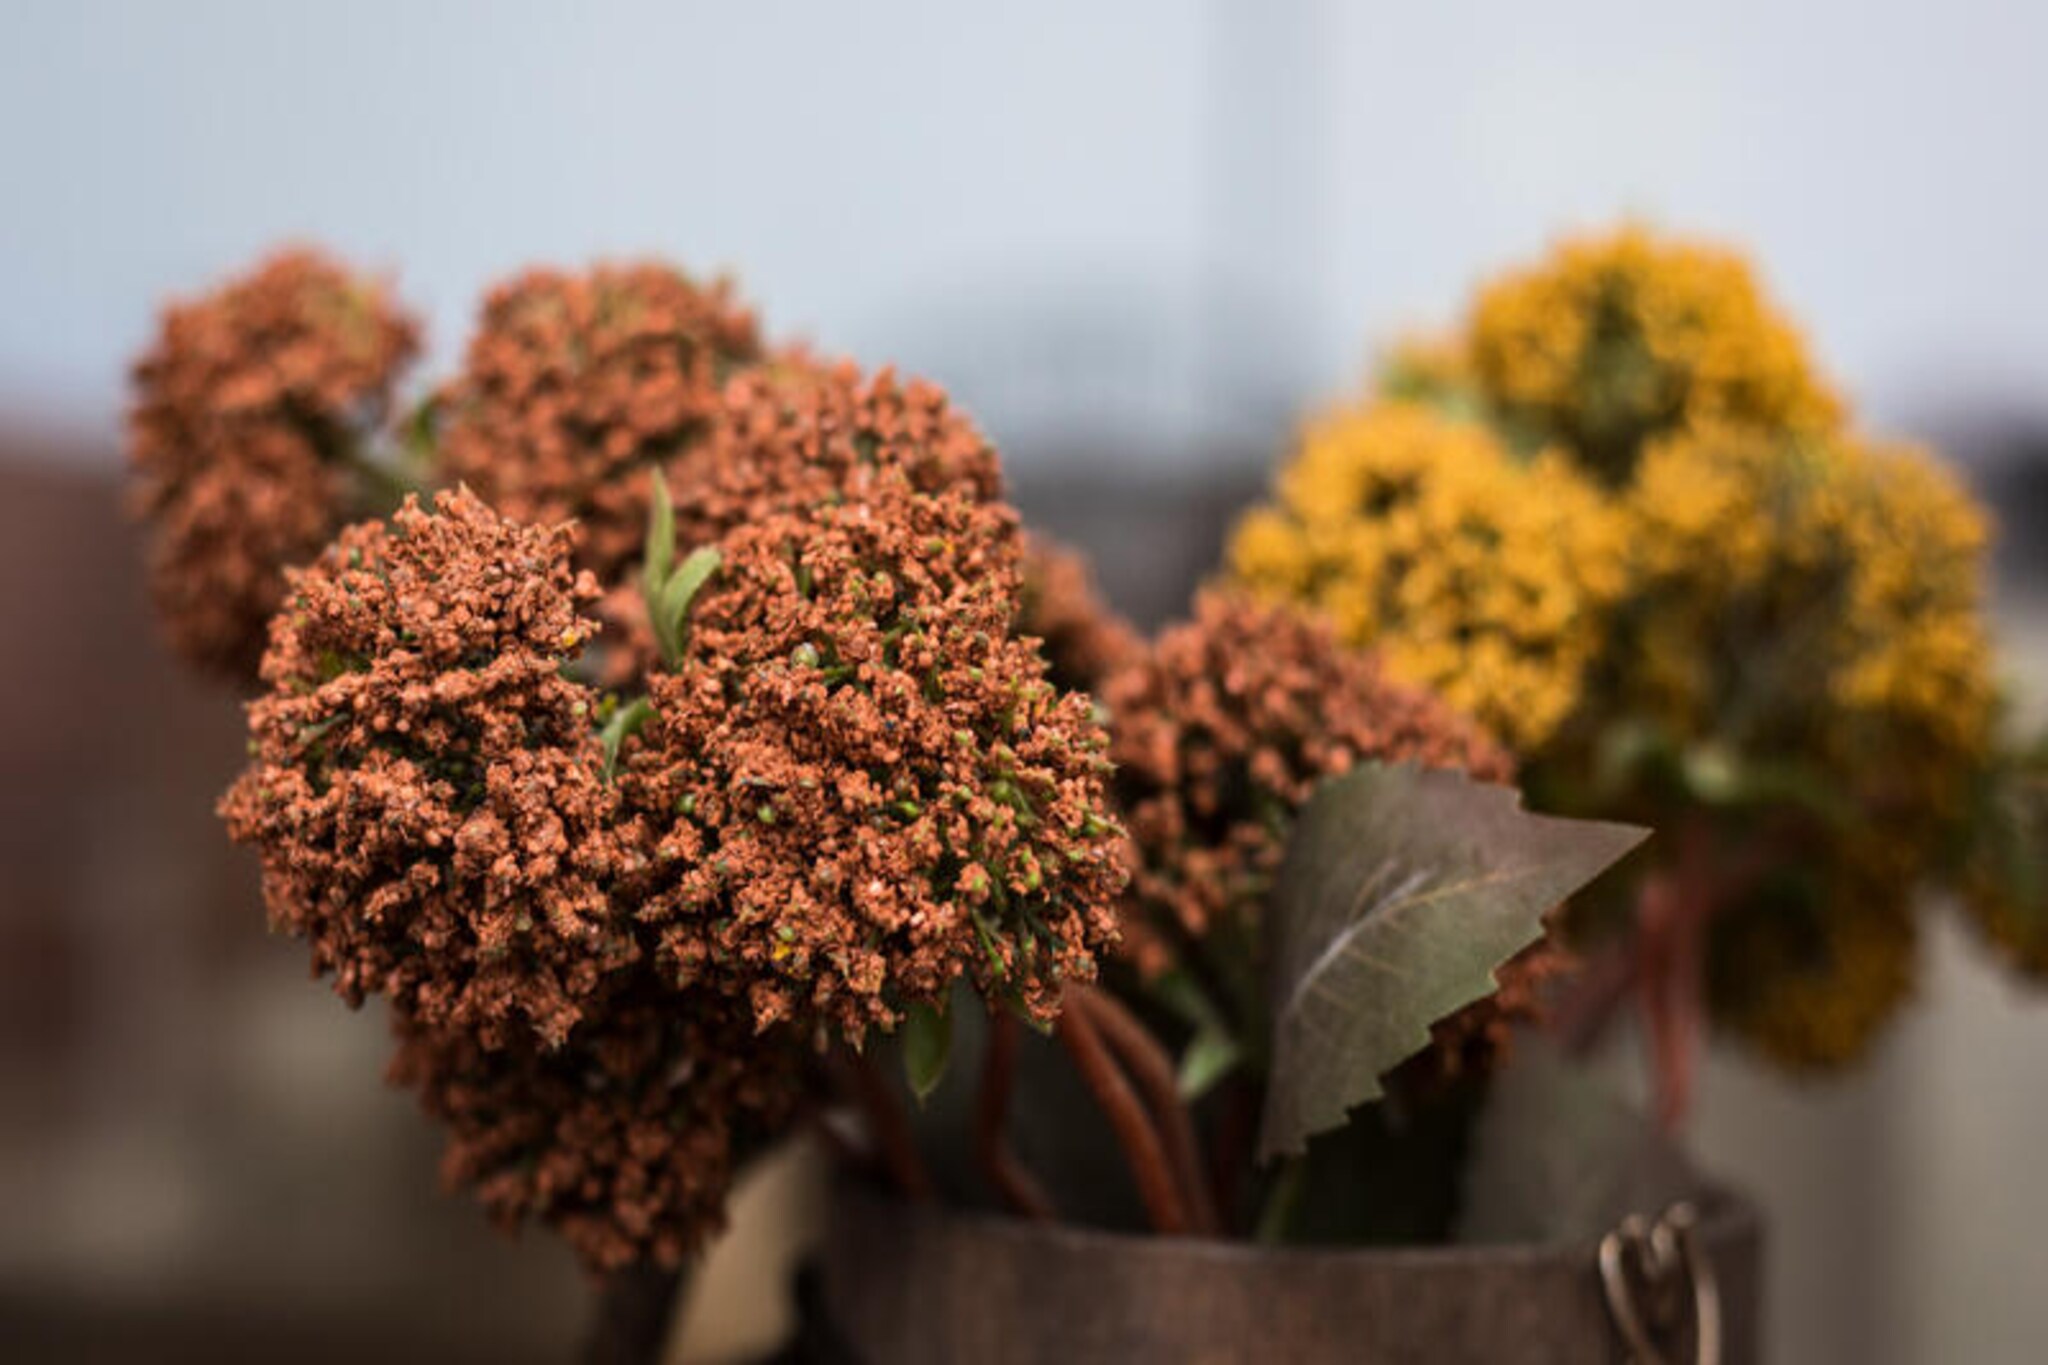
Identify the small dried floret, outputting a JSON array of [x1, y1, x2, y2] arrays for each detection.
[[1016, 533, 1140, 696], [388, 976, 803, 1273], [436, 263, 763, 583], [627, 476, 1125, 1038], [129, 247, 420, 677], [1105, 590, 1516, 974], [220, 488, 630, 1048], [1464, 224, 1843, 482]]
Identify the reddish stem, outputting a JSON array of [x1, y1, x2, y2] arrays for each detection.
[[973, 1006, 1057, 1221], [837, 1047, 936, 1202], [581, 1261, 686, 1365], [1549, 939, 1638, 1055], [1209, 1076, 1259, 1235], [1056, 985, 1191, 1235], [1075, 985, 1219, 1236], [1637, 819, 1714, 1131]]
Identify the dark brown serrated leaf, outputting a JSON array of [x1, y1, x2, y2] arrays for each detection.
[[1257, 762, 1647, 1161]]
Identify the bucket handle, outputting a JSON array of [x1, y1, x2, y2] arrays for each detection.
[[1598, 1201, 1721, 1365]]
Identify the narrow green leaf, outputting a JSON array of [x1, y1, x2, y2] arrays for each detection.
[[1253, 1156, 1306, 1244], [657, 546, 723, 664], [1148, 968, 1225, 1031], [599, 696, 656, 781], [901, 1000, 953, 1104], [1679, 743, 1853, 827], [1177, 1027, 1242, 1100], [643, 469, 677, 601], [1256, 762, 1647, 1162]]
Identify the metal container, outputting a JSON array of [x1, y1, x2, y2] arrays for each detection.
[[820, 1179, 1761, 1365]]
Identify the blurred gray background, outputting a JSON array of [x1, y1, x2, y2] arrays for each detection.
[[2, 2, 2045, 1361]]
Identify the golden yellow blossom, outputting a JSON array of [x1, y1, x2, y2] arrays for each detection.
[[1465, 225, 1843, 482], [1228, 401, 1627, 749], [1237, 223, 2014, 1075], [1622, 422, 1997, 881], [1708, 874, 1916, 1071]]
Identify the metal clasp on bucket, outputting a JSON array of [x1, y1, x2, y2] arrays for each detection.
[[1598, 1201, 1721, 1365]]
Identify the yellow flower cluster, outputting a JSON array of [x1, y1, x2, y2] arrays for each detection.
[[1229, 401, 1627, 750], [1708, 878, 1918, 1072], [1229, 223, 2009, 1069], [1625, 425, 1996, 826], [1465, 224, 1843, 482]]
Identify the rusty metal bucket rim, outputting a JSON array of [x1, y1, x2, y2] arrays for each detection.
[[832, 1175, 1762, 1270]]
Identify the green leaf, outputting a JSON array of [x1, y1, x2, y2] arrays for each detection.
[[901, 1000, 953, 1104], [1679, 742, 1853, 827], [1256, 763, 1647, 1162], [643, 468, 677, 604], [1178, 1027, 1242, 1100], [1591, 716, 1681, 800], [655, 546, 723, 665], [599, 696, 655, 781], [1147, 969, 1245, 1098]]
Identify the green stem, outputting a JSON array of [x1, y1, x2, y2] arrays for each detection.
[[1253, 1156, 1305, 1245]]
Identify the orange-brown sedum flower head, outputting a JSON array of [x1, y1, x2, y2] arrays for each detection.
[[436, 263, 763, 583], [627, 475, 1126, 1039], [667, 360, 1003, 551], [1105, 592, 1559, 1080], [220, 488, 632, 1049], [129, 247, 420, 677], [1105, 591, 1517, 971], [388, 975, 802, 1273], [584, 361, 1005, 688], [1016, 533, 1140, 696]]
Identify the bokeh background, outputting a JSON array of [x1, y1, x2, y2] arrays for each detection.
[[2, 2, 2044, 1361]]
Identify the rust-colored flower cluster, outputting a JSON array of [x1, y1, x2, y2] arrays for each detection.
[[437, 263, 764, 583], [666, 360, 1003, 550], [1017, 532, 1141, 695], [1106, 591, 1514, 969], [388, 971, 803, 1272], [1104, 591, 1562, 1081], [129, 248, 419, 677], [582, 361, 1008, 686], [627, 470, 1126, 1037], [219, 487, 813, 1267], [220, 488, 630, 1050], [141, 240, 1660, 1259]]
